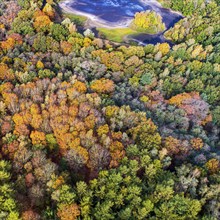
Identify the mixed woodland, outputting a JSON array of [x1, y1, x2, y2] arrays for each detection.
[[0, 0, 219, 219]]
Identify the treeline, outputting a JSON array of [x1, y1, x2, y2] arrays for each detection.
[[0, 0, 219, 219]]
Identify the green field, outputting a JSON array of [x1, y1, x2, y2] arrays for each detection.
[[97, 27, 139, 43], [63, 12, 87, 26]]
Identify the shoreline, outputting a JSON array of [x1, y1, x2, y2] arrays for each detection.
[[59, 0, 184, 45]]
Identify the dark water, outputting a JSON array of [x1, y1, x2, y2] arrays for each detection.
[[63, 0, 183, 44]]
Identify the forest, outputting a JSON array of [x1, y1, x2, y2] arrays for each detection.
[[0, 0, 219, 219]]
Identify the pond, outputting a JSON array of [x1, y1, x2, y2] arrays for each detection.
[[60, 0, 183, 45]]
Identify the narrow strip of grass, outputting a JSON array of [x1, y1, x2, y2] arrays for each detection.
[[97, 27, 139, 43], [63, 13, 87, 26]]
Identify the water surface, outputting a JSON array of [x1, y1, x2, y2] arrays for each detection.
[[60, 0, 183, 44]]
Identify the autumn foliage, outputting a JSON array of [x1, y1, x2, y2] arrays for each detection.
[[0, 63, 14, 80], [0, 0, 219, 219], [33, 12, 52, 32], [90, 78, 115, 94], [57, 204, 80, 220]]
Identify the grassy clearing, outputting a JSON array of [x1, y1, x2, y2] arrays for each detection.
[[63, 13, 87, 26], [97, 27, 138, 43]]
